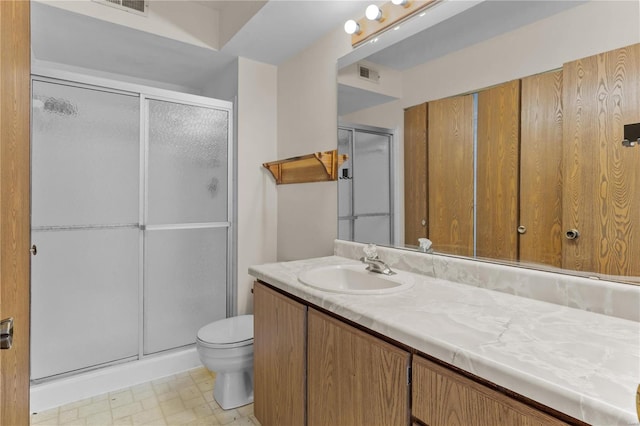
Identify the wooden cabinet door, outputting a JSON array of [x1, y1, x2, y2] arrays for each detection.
[[412, 356, 568, 426], [519, 70, 563, 267], [428, 94, 474, 257], [477, 80, 521, 261], [562, 43, 640, 276], [0, 0, 31, 424], [404, 103, 428, 246], [308, 308, 410, 426], [253, 282, 307, 426]]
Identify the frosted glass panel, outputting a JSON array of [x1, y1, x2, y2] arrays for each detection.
[[30, 229, 139, 379], [144, 228, 227, 354], [338, 129, 353, 217], [148, 100, 228, 225], [338, 219, 352, 241], [354, 216, 390, 245], [353, 132, 391, 215], [32, 81, 140, 227]]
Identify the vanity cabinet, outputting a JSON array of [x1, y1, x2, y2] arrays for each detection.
[[307, 308, 410, 426], [412, 355, 568, 426], [253, 283, 306, 426], [254, 281, 576, 426], [254, 282, 410, 426]]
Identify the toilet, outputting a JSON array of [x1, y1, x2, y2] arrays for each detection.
[[196, 315, 254, 410]]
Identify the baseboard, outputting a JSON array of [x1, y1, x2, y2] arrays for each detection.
[[30, 347, 201, 413]]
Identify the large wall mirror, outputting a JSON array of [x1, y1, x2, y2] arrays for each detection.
[[336, 0, 640, 284]]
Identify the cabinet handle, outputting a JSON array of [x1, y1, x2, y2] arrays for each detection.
[[517, 225, 527, 234], [30, 244, 37, 256]]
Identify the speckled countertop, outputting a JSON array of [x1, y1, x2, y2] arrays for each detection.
[[249, 254, 640, 426]]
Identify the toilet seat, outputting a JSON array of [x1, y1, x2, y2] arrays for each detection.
[[197, 315, 253, 349]]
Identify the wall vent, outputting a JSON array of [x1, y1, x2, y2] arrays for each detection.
[[358, 64, 380, 84], [93, 0, 148, 16]]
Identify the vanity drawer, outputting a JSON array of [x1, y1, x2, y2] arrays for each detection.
[[412, 355, 568, 426]]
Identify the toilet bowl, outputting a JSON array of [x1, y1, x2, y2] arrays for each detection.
[[196, 315, 254, 410]]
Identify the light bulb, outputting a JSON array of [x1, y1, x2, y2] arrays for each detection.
[[391, 0, 409, 6], [344, 19, 361, 35], [365, 4, 383, 21]]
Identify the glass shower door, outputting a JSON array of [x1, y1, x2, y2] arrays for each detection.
[[31, 80, 140, 379], [143, 99, 230, 354], [338, 126, 393, 245], [353, 131, 392, 245], [338, 128, 354, 240]]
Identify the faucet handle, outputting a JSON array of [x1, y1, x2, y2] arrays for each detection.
[[363, 243, 378, 259]]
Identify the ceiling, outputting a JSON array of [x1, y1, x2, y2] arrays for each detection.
[[31, 0, 586, 97], [31, 0, 369, 92], [219, 0, 367, 64]]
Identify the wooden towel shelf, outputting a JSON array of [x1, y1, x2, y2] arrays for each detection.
[[263, 150, 348, 185]]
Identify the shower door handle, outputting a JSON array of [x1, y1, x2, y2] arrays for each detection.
[[0, 317, 14, 350]]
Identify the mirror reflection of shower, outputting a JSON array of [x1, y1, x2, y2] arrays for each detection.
[[338, 124, 394, 245]]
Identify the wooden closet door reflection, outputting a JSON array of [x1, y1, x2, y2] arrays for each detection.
[[562, 44, 640, 276], [519, 70, 563, 267], [477, 80, 521, 261], [404, 103, 428, 246], [428, 95, 474, 257]]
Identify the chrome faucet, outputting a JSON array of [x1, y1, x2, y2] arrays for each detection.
[[360, 244, 396, 276]]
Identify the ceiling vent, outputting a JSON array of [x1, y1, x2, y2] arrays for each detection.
[[93, 0, 148, 16], [358, 64, 380, 84]]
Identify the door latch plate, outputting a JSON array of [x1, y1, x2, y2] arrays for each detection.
[[1, 317, 14, 350]]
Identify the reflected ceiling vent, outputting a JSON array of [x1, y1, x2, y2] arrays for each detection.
[[93, 0, 148, 16], [358, 64, 380, 84]]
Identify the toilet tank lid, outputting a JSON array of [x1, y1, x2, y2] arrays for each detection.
[[197, 315, 253, 344]]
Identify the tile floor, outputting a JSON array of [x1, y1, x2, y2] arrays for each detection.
[[30, 367, 260, 426]]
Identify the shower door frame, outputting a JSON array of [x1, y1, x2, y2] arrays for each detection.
[[338, 122, 396, 245], [30, 68, 236, 376]]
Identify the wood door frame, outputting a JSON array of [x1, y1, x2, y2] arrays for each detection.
[[0, 0, 31, 423]]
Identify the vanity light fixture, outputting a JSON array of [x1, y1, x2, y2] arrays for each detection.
[[365, 4, 384, 21], [347, 0, 440, 47], [344, 19, 362, 35]]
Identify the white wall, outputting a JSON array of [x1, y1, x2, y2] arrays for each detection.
[[218, 1, 268, 48], [276, 27, 352, 261], [202, 59, 239, 102], [401, 0, 640, 107], [338, 60, 403, 98], [38, 0, 220, 50], [345, 1, 640, 123], [236, 57, 278, 313], [32, 59, 199, 95]]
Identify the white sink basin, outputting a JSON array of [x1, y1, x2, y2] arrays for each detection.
[[298, 264, 414, 295]]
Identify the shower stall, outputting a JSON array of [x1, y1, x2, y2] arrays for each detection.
[[338, 124, 394, 245], [30, 75, 233, 381]]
